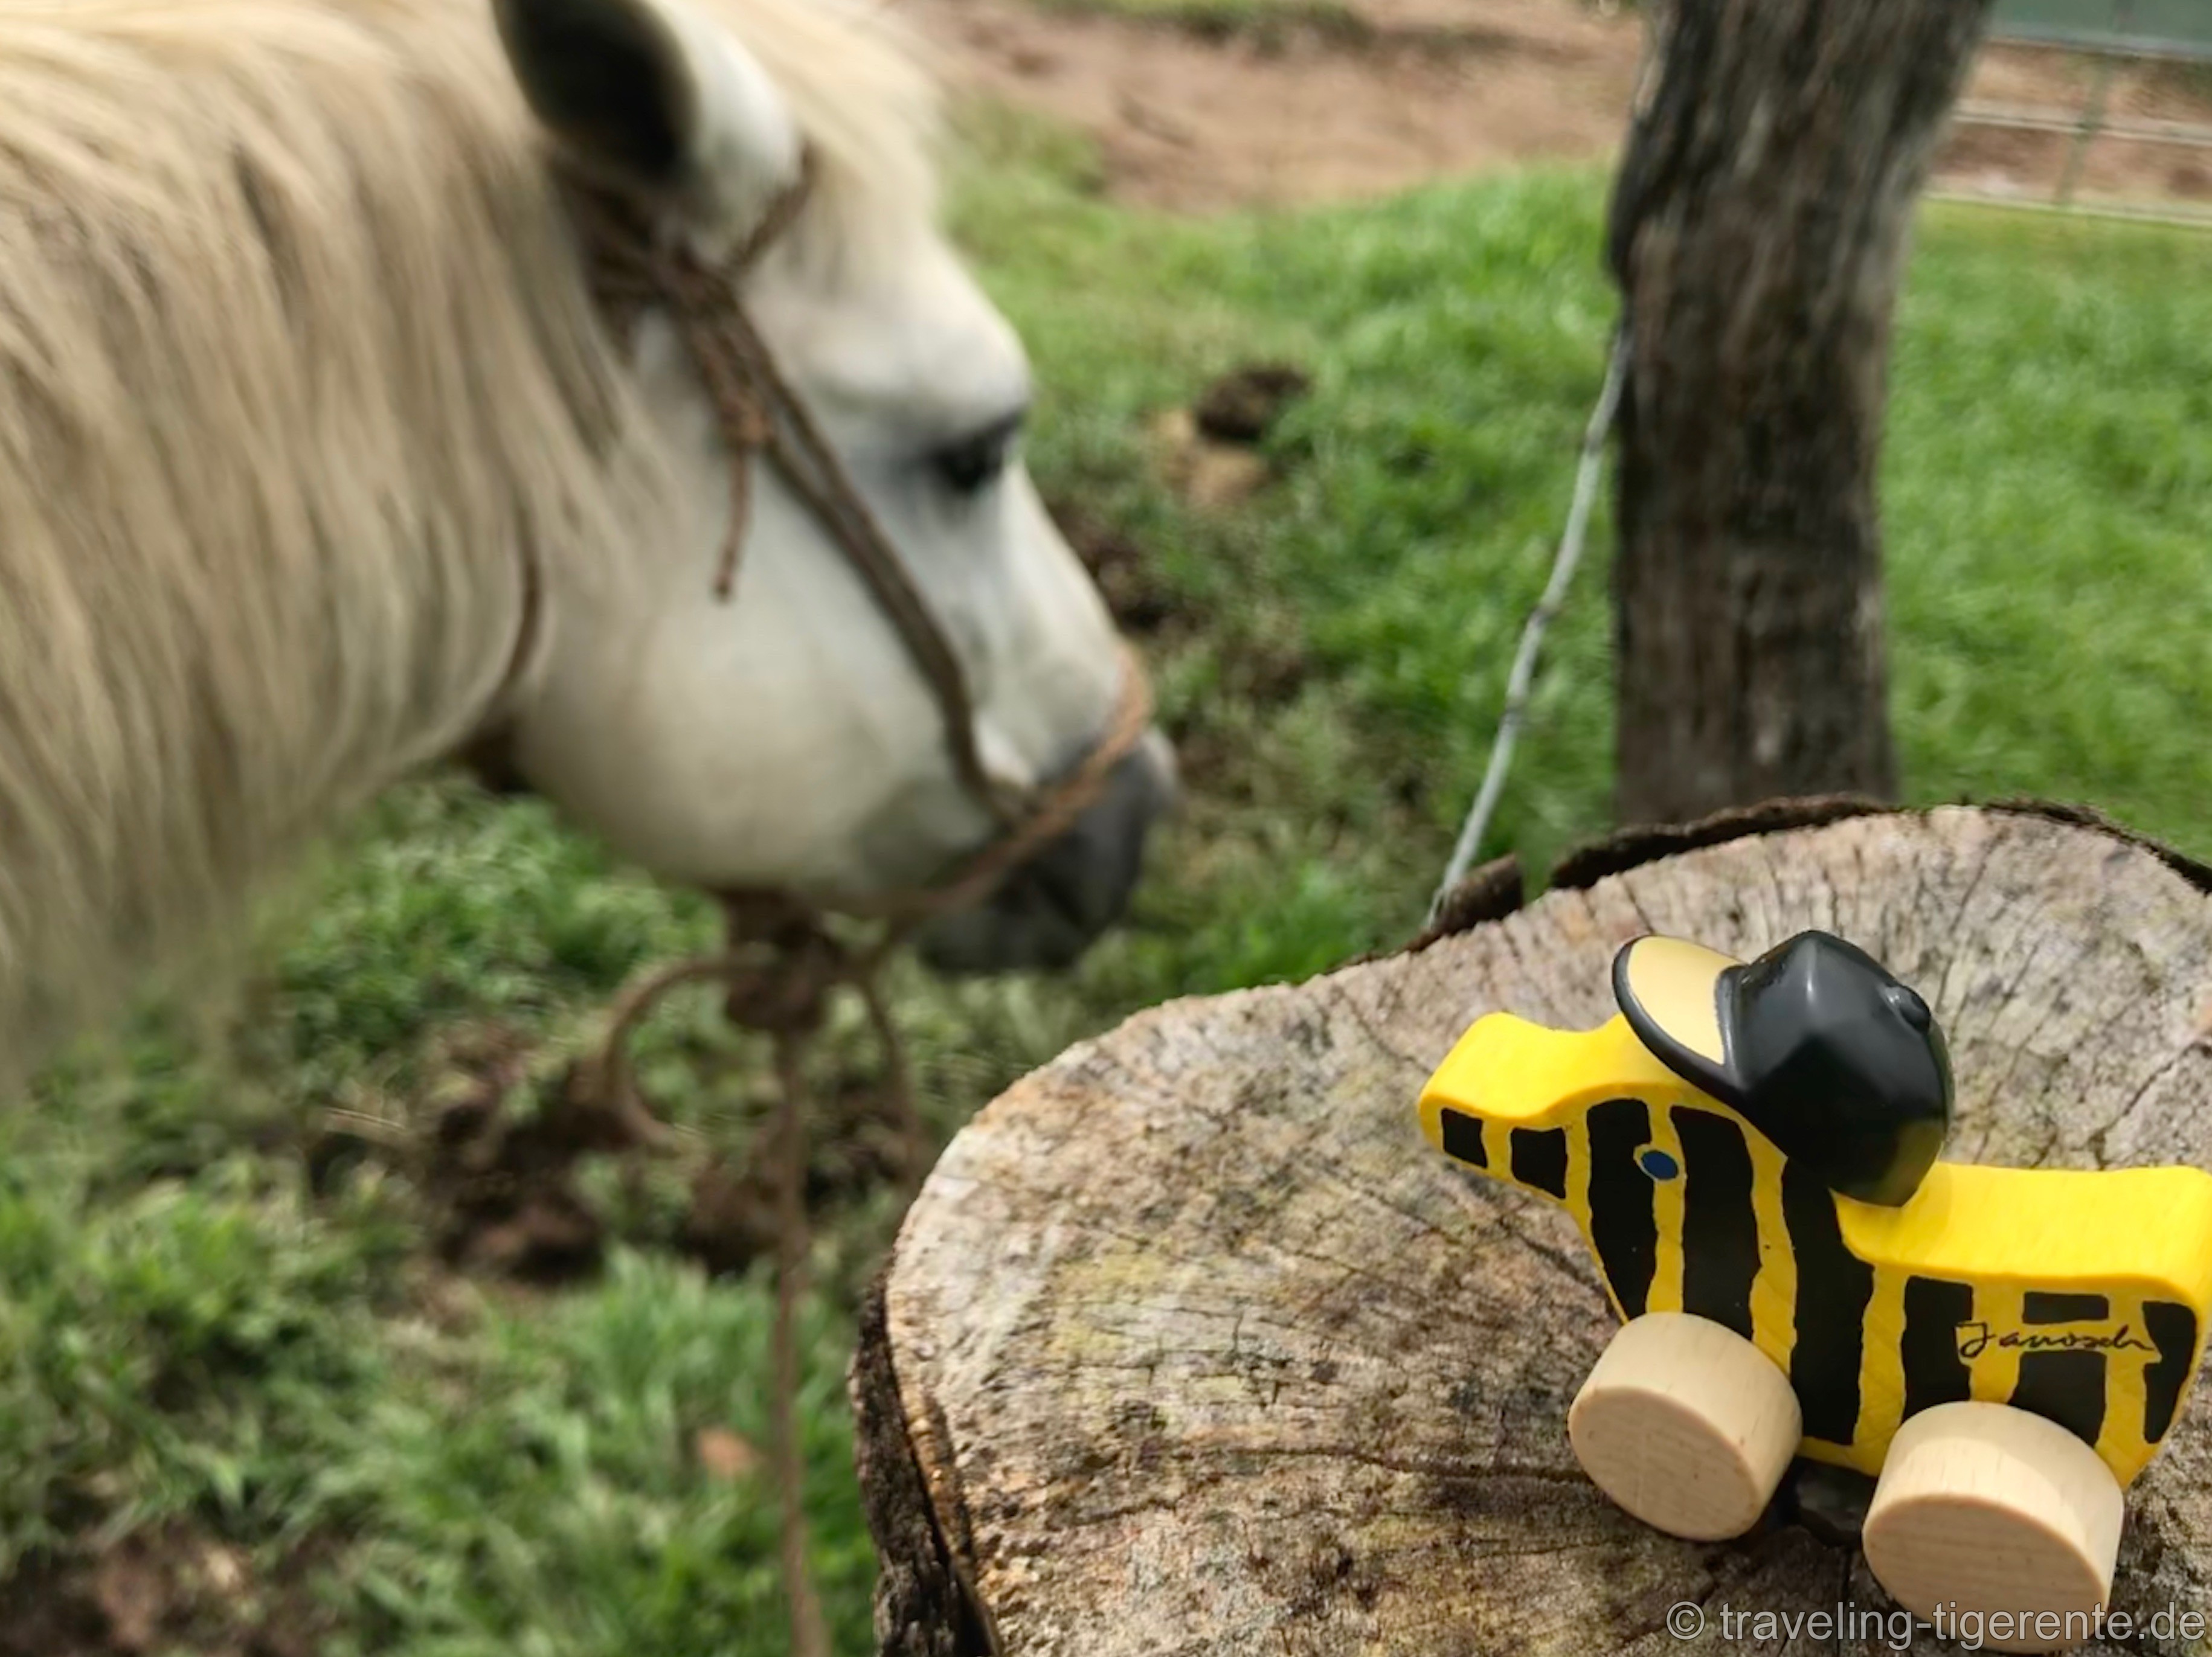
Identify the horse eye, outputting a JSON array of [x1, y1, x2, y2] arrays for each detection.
[[930, 419, 1020, 496]]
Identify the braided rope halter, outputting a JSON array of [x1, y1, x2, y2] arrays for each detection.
[[469, 149, 1154, 1655], [556, 151, 1152, 1103]]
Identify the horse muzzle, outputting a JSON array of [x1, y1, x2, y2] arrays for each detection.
[[912, 728, 1177, 976]]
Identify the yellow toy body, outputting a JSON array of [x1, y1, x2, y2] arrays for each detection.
[[1419, 1000, 2212, 1490]]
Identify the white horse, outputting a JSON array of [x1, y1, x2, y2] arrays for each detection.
[[0, 0, 1175, 1090]]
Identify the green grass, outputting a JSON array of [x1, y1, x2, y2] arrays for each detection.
[[0, 1156, 870, 1655], [5, 101, 2212, 1653]]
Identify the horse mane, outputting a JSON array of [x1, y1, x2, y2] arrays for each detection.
[[0, 0, 941, 1081]]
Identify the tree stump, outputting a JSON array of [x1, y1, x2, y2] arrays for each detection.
[[854, 801, 2212, 1655]]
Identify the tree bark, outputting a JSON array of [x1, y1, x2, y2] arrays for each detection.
[[1608, 0, 1993, 825], [855, 801, 2212, 1655]]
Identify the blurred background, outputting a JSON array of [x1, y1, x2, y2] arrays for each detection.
[[2, 1, 2208, 1652]]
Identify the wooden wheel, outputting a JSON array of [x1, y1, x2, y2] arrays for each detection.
[[1565, 1310, 1801, 1541], [1863, 1402, 2124, 1654]]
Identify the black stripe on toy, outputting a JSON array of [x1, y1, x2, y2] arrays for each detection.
[[1438, 1108, 1487, 1168], [2011, 1350, 2108, 1449], [1783, 1158, 1873, 1446], [1584, 1098, 1657, 1319], [2024, 1292, 2109, 1325], [2144, 1300, 2198, 1444], [1900, 1275, 1975, 1418], [1510, 1127, 1569, 1199], [1674, 1107, 1759, 1341]]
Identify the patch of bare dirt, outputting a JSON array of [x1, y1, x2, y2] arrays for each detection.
[[677, 1075, 919, 1278], [1148, 360, 1315, 510], [898, 0, 2212, 213], [0, 1526, 336, 1657], [422, 1066, 619, 1286], [306, 1026, 624, 1286], [908, 0, 1645, 210], [1195, 363, 1314, 441], [1057, 359, 1311, 645], [1061, 506, 1181, 635], [1149, 408, 1274, 510], [310, 1022, 928, 1290]]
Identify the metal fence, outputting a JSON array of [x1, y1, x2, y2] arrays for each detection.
[[1989, 0, 2212, 61], [1934, 0, 2212, 227]]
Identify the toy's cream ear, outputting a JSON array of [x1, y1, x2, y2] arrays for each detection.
[[1612, 934, 1748, 1107], [493, 0, 803, 257], [1616, 936, 1735, 1066]]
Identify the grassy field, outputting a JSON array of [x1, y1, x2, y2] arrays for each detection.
[[5, 98, 2212, 1656]]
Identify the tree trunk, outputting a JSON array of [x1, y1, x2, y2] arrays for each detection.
[[855, 799, 2212, 1655], [1608, 0, 1993, 826]]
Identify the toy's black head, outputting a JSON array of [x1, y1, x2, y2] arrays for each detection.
[[1613, 931, 1952, 1207]]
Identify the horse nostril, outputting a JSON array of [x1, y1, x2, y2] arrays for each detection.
[[1133, 728, 1179, 816], [913, 734, 1172, 978]]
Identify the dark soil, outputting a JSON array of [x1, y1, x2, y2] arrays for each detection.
[[0, 1525, 338, 1657], [416, 1033, 623, 1286], [308, 1016, 928, 1290], [1194, 363, 1313, 443], [678, 1078, 919, 1280], [1056, 504, 1182, 636]]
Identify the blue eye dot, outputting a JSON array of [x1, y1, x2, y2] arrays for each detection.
[[1638, 1147, 1681, 1181]]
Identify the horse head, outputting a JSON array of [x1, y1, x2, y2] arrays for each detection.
[[480, 0, 1177, 972]]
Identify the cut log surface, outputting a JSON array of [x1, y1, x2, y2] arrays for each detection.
[[857, 804, 2212, 1655]]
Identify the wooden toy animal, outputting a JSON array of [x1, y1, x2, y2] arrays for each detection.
[[1416, 930, 2212, 1653]]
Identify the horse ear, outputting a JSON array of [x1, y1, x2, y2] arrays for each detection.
[[492, 0, 802, 252]]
